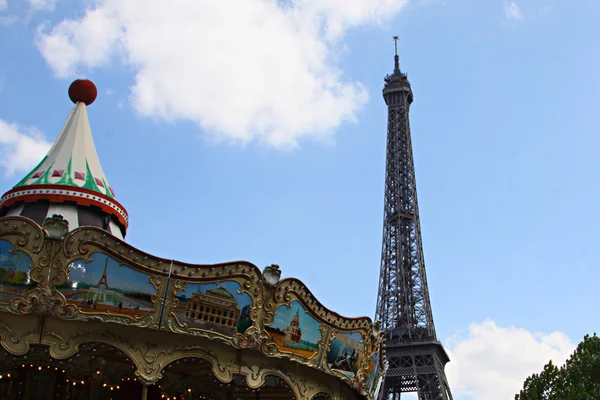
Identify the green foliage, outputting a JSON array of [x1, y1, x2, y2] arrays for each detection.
[[13, 271, 27, 285], [516, 333, 600, 400]]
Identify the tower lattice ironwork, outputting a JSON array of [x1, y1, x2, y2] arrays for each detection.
[[375, 38, 453, 400]]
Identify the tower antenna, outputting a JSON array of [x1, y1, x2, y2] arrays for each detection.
[[393, 36, 400, 73]]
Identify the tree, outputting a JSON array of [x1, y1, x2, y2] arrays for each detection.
[[13, 271, 27, 285], [516, 333, 600, 400]]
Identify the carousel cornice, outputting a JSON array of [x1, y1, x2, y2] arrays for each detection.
[[0, 214, 386, 399]]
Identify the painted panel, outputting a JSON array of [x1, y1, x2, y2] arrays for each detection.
[[0, 239, 34, 303], [57, 252, 157, 317], [173, 281, 252, 337], [326, 331, 365, 378], [365, 353, 381, 394], [266, 300, 321, 359]]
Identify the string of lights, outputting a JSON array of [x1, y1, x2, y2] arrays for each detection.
[[0, 362, 294, 399]]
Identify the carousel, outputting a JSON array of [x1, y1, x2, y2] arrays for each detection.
[[0, 80, 386, 400]]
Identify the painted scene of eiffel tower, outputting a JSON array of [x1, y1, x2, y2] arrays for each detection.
[[57, 252, 156, 317]]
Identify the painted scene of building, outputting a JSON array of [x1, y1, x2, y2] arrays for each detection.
[[173, 280, 253, 337], [57, 252, 156, 317], [326, 331, 365, 377], [0, 240, 34, 303], [266, 300, 321, 359]]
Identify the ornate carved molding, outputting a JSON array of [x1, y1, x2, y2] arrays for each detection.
[[0, 215, 386, 399]]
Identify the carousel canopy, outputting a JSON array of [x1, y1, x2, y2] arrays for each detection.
[[0, 80, 128, 237]]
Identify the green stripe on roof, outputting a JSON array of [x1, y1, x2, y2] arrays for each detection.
[[14, 156, 48, 188], [12, 158, 117, 201], [55, 157, 73, 186], [82, 161, 102, 193]]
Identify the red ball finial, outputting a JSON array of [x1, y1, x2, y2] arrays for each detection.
[[68, 79, 97, 106]]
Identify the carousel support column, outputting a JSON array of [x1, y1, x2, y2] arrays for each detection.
[[141, 385, 148, 400], [88, 376, 102, 400], [3, 378, 13, 400], [89, 359, 107, 400]]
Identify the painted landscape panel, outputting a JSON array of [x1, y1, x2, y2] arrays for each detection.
[[326, 331, 365, 377], [57, 252, 157, 317], [173, 280, 252, 337], [0, 240, 34, 303], [266, 300, 321, 359], [365, 353, 381, 393]]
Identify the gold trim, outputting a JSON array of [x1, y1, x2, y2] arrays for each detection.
[[0, 216, 386, 399]]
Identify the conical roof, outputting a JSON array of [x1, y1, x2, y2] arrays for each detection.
[[14, 103, 115, 197], [0, 80, 128, 232]]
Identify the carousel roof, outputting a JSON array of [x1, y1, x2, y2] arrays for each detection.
[[0, 80, 128, 229], [14, 102, 115, 198]]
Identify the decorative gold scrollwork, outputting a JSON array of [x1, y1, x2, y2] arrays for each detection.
[[0, 215, 386, 399]]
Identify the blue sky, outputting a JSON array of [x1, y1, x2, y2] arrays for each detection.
[[0, 0, 598, 398]]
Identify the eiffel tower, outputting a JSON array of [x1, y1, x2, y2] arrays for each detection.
[[96, 258, 109, 289], [375, 37, 453, 400]]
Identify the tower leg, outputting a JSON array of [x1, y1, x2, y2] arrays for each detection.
[[378, 380, 389, 400], [383, 343, 453, 400]]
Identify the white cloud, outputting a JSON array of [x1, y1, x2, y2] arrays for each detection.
[[35, 0, 410, 148], [503, 1, 523, 20], [445, 319, 575, 400], [28, 0, 56, 11], [0, 15, 18, 26], [0, 120, 51, 177], [0, 0, 7, 11]]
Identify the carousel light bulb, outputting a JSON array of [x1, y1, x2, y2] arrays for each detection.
[[81, 381, 84, 384], [103, 383, 107, 387], [96, 371, 100, 375], [0, 375, 3, 379], [187, 388, 191, 392], [72, 382, 76, 386], [116, 386, 119, 389], [7, 374, 10, 378], [38, 367, 41, 370]]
